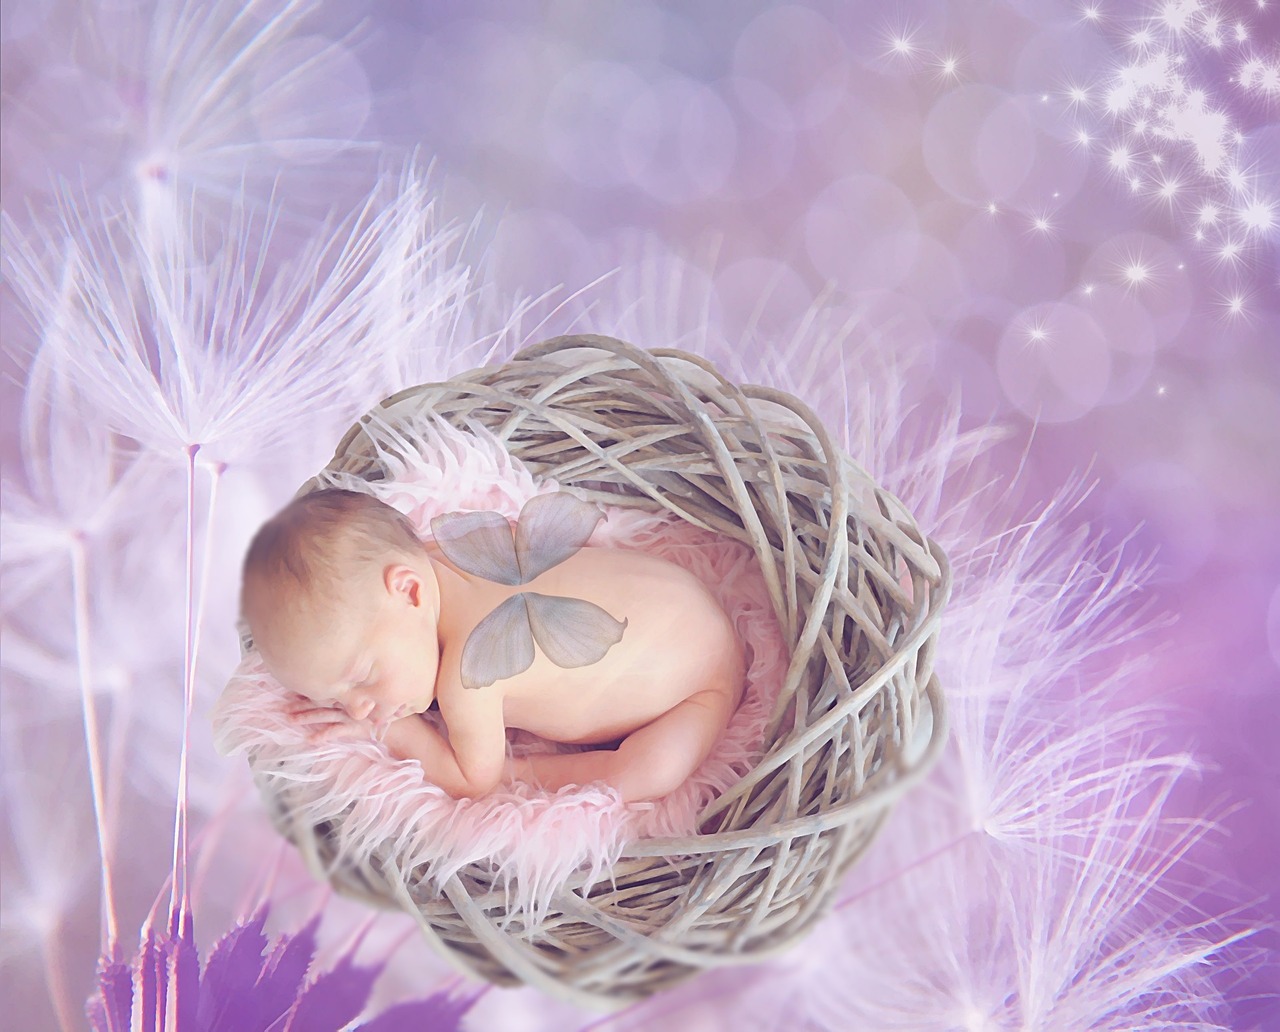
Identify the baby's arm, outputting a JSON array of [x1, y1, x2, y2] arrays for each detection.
[[384, 686, 507, 799]]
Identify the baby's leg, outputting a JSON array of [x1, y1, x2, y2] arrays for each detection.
[[511, 688, 736, 803]]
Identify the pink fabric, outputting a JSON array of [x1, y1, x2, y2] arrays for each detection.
[[212, 415, 788, 928]]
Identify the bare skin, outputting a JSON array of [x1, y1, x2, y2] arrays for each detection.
[[245, 540, 746, 803]]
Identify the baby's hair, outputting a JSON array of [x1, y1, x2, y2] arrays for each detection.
[[241, 488, 424, 611]]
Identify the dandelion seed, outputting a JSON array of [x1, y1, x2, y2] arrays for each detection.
[[1, 169, 456, 465]]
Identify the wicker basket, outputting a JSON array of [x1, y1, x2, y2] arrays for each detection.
[[255, 334, 950, 1009]]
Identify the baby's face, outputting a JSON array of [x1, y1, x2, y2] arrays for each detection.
[[253, 565, 441, 726]]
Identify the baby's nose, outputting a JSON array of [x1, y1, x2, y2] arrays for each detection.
[[345, 696, 376, 720]]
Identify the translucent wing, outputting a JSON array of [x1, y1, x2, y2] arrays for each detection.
[[525, 592, 628, 669], [430, 510, 522, 586], [514, 492, 604, 582], [460, 594, 535, 690]]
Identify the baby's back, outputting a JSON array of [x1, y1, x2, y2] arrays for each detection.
[[441, 545, 744, 745]]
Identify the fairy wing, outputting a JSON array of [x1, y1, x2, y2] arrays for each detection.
[[459, 593, 536, 690], [524, 592, 628, 669], [430, 509, 523, 586], [514, 492, 604, 582]]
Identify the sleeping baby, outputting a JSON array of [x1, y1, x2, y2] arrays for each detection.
[[240, 488, 746, 803]]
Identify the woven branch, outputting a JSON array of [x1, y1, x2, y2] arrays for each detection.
[[256, 334, 951, 1009]]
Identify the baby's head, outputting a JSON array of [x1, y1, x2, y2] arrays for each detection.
[[241, 488, 442, 724]]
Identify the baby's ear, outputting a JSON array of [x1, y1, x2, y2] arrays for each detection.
[[387, 562, 435, 611]]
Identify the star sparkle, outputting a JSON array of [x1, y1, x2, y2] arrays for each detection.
[[1062, 0, 1276, 282]]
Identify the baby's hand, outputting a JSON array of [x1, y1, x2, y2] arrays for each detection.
[[284, 699, 369, 744]]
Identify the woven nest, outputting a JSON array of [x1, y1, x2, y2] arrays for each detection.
[[252, 334, 951, 1009]]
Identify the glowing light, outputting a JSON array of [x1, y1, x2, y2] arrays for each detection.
[[1156, 2, 1190, 32], [1108, 146, 1134, 172], [987, 201, 1000, 215], [1081, 4, 1103, 22], [1123, 262, 1152, 285], [935, 53, 962, 82], [1074, 129, 1093, 148], [1238, 197, 1277, 234], [1114, 245, 1157, 289], [1213, 288, 1252, 321], [1083, 283, 1096, 295], [1062, 77, 1092, 111], [1154, 173, 1183, 208], [1156, 383, 1168, 396], [1029, 211, 1056, 235], [1212, 239, 1245, 268], [883, 21, 922, 61]]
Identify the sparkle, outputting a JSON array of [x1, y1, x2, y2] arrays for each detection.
[[1074, 128, 1093, 149], [1212, 239, 1245, 268], [1028, 210, 1056, 236], [1081, 4, 1103, 22], [1115, 246, 1157, 289], [883, 21, 922, 61], [1234, 21, 1248, 42], [1156, 384, 1168, 396], [1226, 164, 1250, 192], [935, 52, 962, 82], [986, 201, 1000, 215], [1082, 283, 1096, 295], [1156, 1, 1198, 34], [1123, 262, 1152, 285], [1129, 27, 1156, 50], [1197, 202, 1221, 224], [1238, 197, 1277, 234], [1061, 76, 1093, 111], [1154, 173, 1183, 210], [1213, 288, 1252, 322], [1108, 146, 1134, 173], [1024, 320, 1052, 345]]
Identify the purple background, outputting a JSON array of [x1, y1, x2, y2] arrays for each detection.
[[2, 1, 1277, 1029]]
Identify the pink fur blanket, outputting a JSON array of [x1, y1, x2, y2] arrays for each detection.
[[212, 416, 787, 927]]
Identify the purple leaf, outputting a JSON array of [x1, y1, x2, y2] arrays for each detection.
[[282, 955, 382, 1032], [86, 949, 134, 1032], [251, 913, 321, 1026], [198, 908, 272, 1031], [167, 906, 201, 1031], [135, 924, 161, 1032], [355, 987, 486, 1032]]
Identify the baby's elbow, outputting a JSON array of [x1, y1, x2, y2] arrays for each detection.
[[459, 773, 503, 800], [457, 760, 506, 799]]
